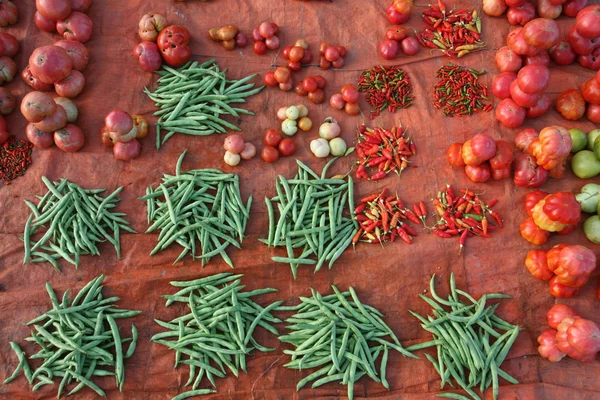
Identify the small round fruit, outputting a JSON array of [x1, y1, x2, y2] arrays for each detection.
[[113, 138, 141, 160], [298, 117, 312, 131], [26, 123, 53, 148], [278, 138, 296, 156], [344, 102, 360, 116], [264, 129, 282, 146], [224, 150, 241, 166], [261, 145, 279, 163], [223, 134, 244, 154], [240, 143, 256, 160], [54, 123, 84, 152]]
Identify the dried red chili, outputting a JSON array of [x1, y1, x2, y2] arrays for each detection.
[[357, 65, 413, 118], [433, 64, 491, 116], [0, 136, 33, 185]]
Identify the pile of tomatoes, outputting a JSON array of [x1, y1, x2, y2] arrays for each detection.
[[208, 24, 248, 51], [282, 39, 313, 71], [567, 5, 600, 70], [100, 110, 149, 161], [34, 0, 92, 42], [329, 84, 360, 116], [295, 76, 326, 104], [252, 21, 281, 55], [318, 42, 348, 70], [520, 190, 580, 245]]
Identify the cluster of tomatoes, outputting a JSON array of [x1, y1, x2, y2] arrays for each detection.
[[520, 190, 580, 245], [251, 21, 281, 55], [318, 42, 348, 70], [222, 134, 256, 167], [483, 0, 587, 23], [34, 0, 92, 43], [329, 84, 360, 116], [446, 134, 514, 183], [294, 76, 327, 104], [208, 24, 248, 51], [100, 110, 149, 161], [567, 5, 600, 70], [281, 39, 314, 72], [379, 0, 420, 60], [554, 71, 600, 122], [134, 13, 191, 72]]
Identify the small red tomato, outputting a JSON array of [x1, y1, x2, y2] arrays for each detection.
[[523, 51, 550, 67], [379, 39, 399, 60], [400, 37, 420, 55], [258, 22, 278, 39], [113, 138, 141, 160], [278, 138, 296, 156], [336, 46, 347, 58], [302, 77, 318, 93], [319, 41, 328, 55], [319, 56, 331, 70], [26, 123, 54, 148], [264, 129, 282, 146], [54, 123, 84, 152], [330, 93, 345, 110], [587, 104, 600, 123], [582, 77, 600, 105], [313, 76, 327, 89], [308, 88, 325, 104], [387, 3, 410, 24], [57, 11, 92, 43], [282, 45, 293, 59], [279, 81, 293, 91], [550, 41, 576, 65], [556, 89, 586, 121], [0, 56, 17, 85], [35, 105, 67, 132], [251, 28, 262, 42], [491, 167, 511, 180], [294, 83, 308, 97], [526, 94, 551, 118], [386, 25, 408, 42], [510, 80, 540, 108], [54, 40, 89, 71], [340, 84, 359, 103], [54, 69, 85, 98], [235, 33, 248, 48], [464, 163, 491, 183], [261, 145, 279, 163], [332, 58, 345, 69], [133, 42, 162, 73], [517, 64, 550, 94], [446, 142, 465, 167], [0, 87, 15, 115], [157, 25, 192, 67], [520, 217, 549, 245], [324, 46, 340, 62], [0, 33, 18, 57], [36, 0, 71, 21], [344, 102, 360, 116], [492, 72, 517, 99], [287, 60, 301, 72], [273, 67, 291, 84], [300, 50, 313, 65], [495, 98, 526, 128], [34, 11, 56, 33], [496, 46, 523, 73], [253, 41, 267, 55], [265, 36, 280, 50], [263, 72, 278, 87], [289, 46, 305, 63]]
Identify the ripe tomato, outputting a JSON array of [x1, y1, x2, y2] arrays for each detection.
[[157, 26, 192, 67], [556, 89, 586, 120], [489, 140, 513, 170], [537, 329, 566, 363], [524, 190, 548, 216], [520, 217, 549, 245], [263, 129, 282, 146], [261, 145, 279, 163], [340, 84, 359, 103], [525, 249, 552, 280], [547, 304, 579, 329], [278, 138, 296, 156]]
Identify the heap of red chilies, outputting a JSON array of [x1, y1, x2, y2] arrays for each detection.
[[352, 188, 419, 246], [433, 64, 492, 116], [0, 136, 33, 184], [357, 65, 413, 119], [424, 185, 503, 254], [355, 124, 416, 181], [416, 0, 483, 58]]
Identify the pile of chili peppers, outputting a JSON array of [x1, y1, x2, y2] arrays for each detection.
[[0, 136, 33, 185], [416, 0, 484, 58], [352, 188, 419, 246], [357, 65, 413, 118], [355, 124, 416, 181], [433, 64, 492, 116], [423, 185, 503, 254]]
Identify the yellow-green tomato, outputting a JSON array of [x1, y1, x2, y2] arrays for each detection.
[[586, 129, 600, 151], [298, 117, 312, 132], [571, 150, 600, 179], [224, 151, 241, 166], [594, 136, 600, 160], [296, 104, 309, 117], [576, 183, 600, 213], [310, 138, 330, 158], [282, 119, 298, 136], [583, 215, 600, 243], [329, 137, 347, 156], [285, 106, 300, 120], [569, 129, 587, 153], [319, 117, 341, 140]]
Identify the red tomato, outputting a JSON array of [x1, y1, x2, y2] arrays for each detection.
[[273, 67, 291, 84], [515, 128, 539, 152], [461, 140, 484, 166], [517, 64, 550, 94], [522, 18, 559, 50], [54, 123, 84, 152], [464, 163, 491, 183], [524, 190, 548, 216], [263, 72, 278, 87], [520, 217, 550, 245], [302, 77, 318, 93], [0, 33, 17, 57], [491, 167, 511, 180], [133, 42, 162, 73], [258, 21, 278, 39], [587, 103, 600, 123], [29, 45, 73, 84], [526, 94, 552, 118], [313, 76, 327, 89], [549, 41, 576, 65], [34, 105, 67, 132], [113, 138, 141, 160], [289, 46, 304, 62], [565, 318, 600, 355], [344, 102, 360, 116], [556, 89, 585, 121], [582, 77, 600, 105], [0, 129, 8, 145], [507, 2, 535, 26], [525, 249, 552, 280], [278, 138, 296, 156], [492, 72, 517, 99], [386, 25, 408, 41], [523, 51, 550, 67], [340, 84, 359, 103], [514, 154, 549, 188], [308, 88, 325, 104], [542, 192, 581, 225], [294, 83, 308, 97], [23, 65, 54, 92], [0, 0, 17, 26], [489, 140, 513, 170], [393, 0, 414, 14], [253, 41, 267, 55], [261, 146, 279, 163], [378, 40, 399, 60], [54, 69, 85, 98], [537, 329, 566, 362], [470, 133, 497, 161], [554, 245, 596, 280], [387, 3, 410, 24], [0, 87, 15, 115], [547, 304, 579, 329], [446, 142, 465, 167], [568, 25, 595, 56], [21, 91, 56, 122], [34, 11, 56, 33], [329, 93, 345, 110], [507, 27, 539, 56], [36, 0, 70, 21], [57, 11, 92, 43], [264, 129, 282, 146], [576, 5, 600, 39], [538, 0, 562, 19], [563, 0, 587, 16], [495, 98, 526, 128], [495, 46, 522, 72], [0, 56, 16, 85], [549, 277, 581, 298], [26, 123, 54, 148], [71, 0, 92, 12], [54, 40, 89, 71], [157, 26, 192, 67], [536, 126, 572, 167], [400, 37, 420, 55]]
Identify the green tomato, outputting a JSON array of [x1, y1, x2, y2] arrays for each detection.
[[571, 150, 600, 179], [583, 215, 600, 244], [586, 129, 600, 151], [576, 183, 600, 213], [569, 129, 587, 153], [594, 136, 600, 161], [329, 137, 347, 156]]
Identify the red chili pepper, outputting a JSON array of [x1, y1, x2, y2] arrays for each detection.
[[419, 201, 427, 218], [370, 171, 386, 181], [458, 229, 467, 255], [404, 210, 420, 225], [413, 204, 422, 218], [402, 223, 418, 236], [361, 193, 379, 203], [397, 227, 412, 244], [354, 203, 367, 214], [482, 217, 488, 236], [491, 211, 503, 228], [433, 228, 452, 238], [487, 198, 498, 208]]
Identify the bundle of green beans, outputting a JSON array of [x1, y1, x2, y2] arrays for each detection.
[[151, 273, 282, 398], [22, 177, 135, 271], [140, 151, 251, 266], [261, 158, 359, 278], [406, 274, 521, 400], [145, 60, 264, 149], [3, 275, 141, 397], [278, 285, 416, 400]]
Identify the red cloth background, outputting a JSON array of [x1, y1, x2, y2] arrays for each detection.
[[0, 0, 599, 399]]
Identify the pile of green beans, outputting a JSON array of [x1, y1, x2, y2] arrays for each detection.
[[261, 158, 359, 278], [3, 275, 141, 397], [152, 273, 282, 398], [278, 285, 415, 400], [407, 274, 521, 400], [145, 60, 264, 149], [140, 151, 251, 266], [23, 177, 135, 271]]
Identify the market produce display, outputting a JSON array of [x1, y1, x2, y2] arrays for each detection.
[[141, 151, 251, 266], [279, 285, 415, 400], [261, 159, 358, 278], [3, 275, 141, 396], [447, 134, 513, 182], [408, 274, 521, 400], [145, 60, 264, 149], [0, 135, 33, 184], [152, 273, 282, 398], [357, 65, 413, 117], [22, 177, 135, 270]]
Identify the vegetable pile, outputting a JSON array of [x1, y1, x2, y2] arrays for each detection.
[[417, 1, 484, 58], [101, 110, 149, 161], [141, 151, 251, 266], [329, 84, 360, 115], [424, 186, 502, 254], [571, 128, 600, 179], [3, 276, 141, 397], [357, 65, 413, 118], [525, 244, 596, 298], [433, 64, 492, 116], [23, 177, 135, 270], [0, 135, 33, 184], [279, 285, 415, 400], [538, 304, 600, 363], [447, 134, 514, 182], [568, 6, 600, 70], [355, 123, 416, 181], [520, 191, 581, 245], [262, 159, 358, 278], [408, 274, 521, 400], [152, 273, 282, 397], [576, 182, 600, 243], [353, 188, 419, 245], [144, 60, 264, 149]]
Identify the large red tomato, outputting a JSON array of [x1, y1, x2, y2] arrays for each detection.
[[29, 45, 73, 84], [157, 25, 192, 67], [582, 77, 600, 105]]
